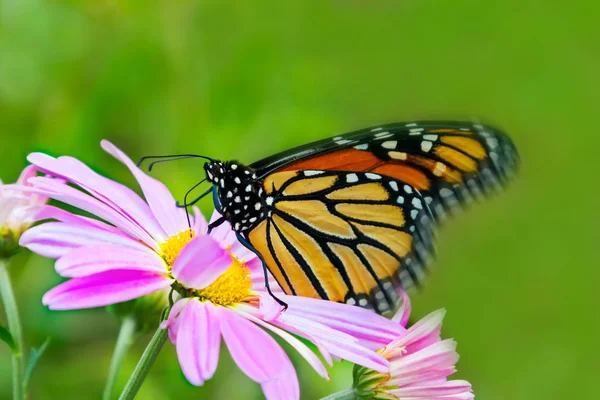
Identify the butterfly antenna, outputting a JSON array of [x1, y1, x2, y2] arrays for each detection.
[[136, 154, 215, 169], [177, 178, 208, 230]]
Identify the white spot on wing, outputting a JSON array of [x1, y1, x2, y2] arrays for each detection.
[[375, 131, 393, 139], [346, 173, 359, 183], [304, 170, 324, 176], [371, 127, 383, 132], [440, 188, 454, 197], [389, 151, 407, 160], [404, 185, 413, 194], [389, 181, 399, 191], [266, 196, 274, 206], [354, 144, 368, 150], [411, 209, 419, 219], [382, 140, 397, 149], [423, 134, 438, 141], [421, 141, 433, 152], [412, 198, 423, 209], [365, 173, 381, 180], [405, 123, 418, 127]]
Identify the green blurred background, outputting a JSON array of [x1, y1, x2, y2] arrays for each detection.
[[1, 1, 598, 399]]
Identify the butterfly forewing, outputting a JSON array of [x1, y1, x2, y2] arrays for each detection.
[[251, 121, 519, 221], [245, 169, 435, 314]]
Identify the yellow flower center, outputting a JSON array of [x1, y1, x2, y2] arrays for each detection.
[[160, 229, 194, 269], [194, 256, 253, 306], [160, 229, 253, 307]]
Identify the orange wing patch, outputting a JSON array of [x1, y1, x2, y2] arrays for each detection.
[[335, 203, 405, 227], [275, 200, 356, 239], [247, 220, 294, 295], [280, 148, 382, 172], [264, 171, 298, 194], [351, 222, 413, 258], [326, 182, 389, 201], [357, 244, 399, 280], [440, 136, 487, 159], [328, 243, 378, 297], [282, 175, 338, 196], [271, 215, 349, 301], [434, 145, 478, 172], [408, 156, 463, 184]]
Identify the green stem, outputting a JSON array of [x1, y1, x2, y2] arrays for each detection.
[[117, 325, 168, 400], [320, 388, 358, 400], [103, 317, 138, 400], [0, 259, 25, 400]]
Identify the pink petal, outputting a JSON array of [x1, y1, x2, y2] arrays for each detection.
[[193, 207, 208, 235], [161, 298, 190, 343], [261, 359, 299, 400], [55, 245, 166, 278], [387, 309, 445, 358], [234, 306, 329, 379], [171, 235, 232, 289], [392, 288, 412, 327], [16, 165, 39, 185], [220, 307, 293, 384], [259, 293, 284, 321], [207, 211, 233, 245], [176, 299, 221, 386], [278, 312, 389, 373], [27, 153, 166, 241], [208, 211, 257, 263], [392, 380, 473, 398], [390, 340, 459, 378], [20, 222, 150, 259], [42, 269, 172, 310], [11, 178, 158, 249], [282, 295, 402, 346], [249, 261, 283, 293], [101, 140, 188, 237], [27, 205, 126, 234]]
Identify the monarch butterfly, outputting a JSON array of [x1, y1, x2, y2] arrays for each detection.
[[140, 121, 519, 314]]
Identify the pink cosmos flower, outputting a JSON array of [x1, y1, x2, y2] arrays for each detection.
[[9, 141, 403, 399], [352, 291, 474, 399]]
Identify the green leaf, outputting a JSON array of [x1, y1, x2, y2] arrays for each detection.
[[0, 325, 17, 353], [22, 338, 51, 391]]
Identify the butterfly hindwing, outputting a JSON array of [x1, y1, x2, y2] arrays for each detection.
[[245, 169, 435, 314]]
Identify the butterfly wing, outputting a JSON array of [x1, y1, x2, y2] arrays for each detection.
[[245, 169, 435, 314], [251, 121, 519, 221]]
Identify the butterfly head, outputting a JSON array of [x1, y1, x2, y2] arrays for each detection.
[[204, 160, 265, 232]]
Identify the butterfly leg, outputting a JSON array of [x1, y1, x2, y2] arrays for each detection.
[[207, 216, 227, 234], [235, 232, 288, 312]]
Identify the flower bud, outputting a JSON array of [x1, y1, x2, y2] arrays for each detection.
[[0, 166, 47, 258]]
